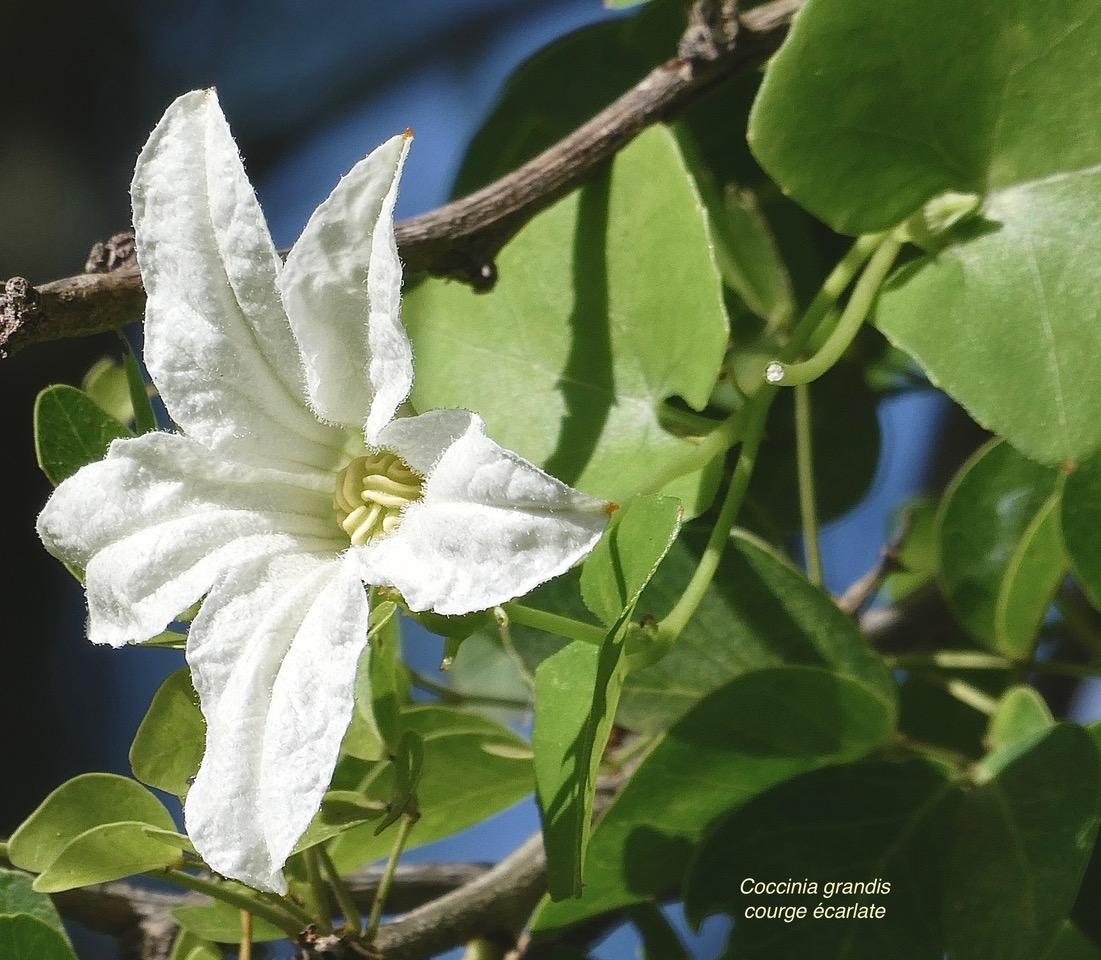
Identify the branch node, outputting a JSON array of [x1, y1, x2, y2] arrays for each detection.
[[85, 231, 137, 274], [679, 0, 740, 63]]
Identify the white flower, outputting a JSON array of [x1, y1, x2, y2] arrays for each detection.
[[36, 89, 610, 893]]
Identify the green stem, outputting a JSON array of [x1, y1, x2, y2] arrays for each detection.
[[890, 651, 1010, 671], [897, 735, 973, 771], [659, 402, 725, 436], [768, 234, 903, 386], [497, 609, 536, 691], [910, 670, 999, 716], [657, 392, 772, 642], [781, 232, 887, 362], [890, 651, 1101, 679], [316, 844, 362, 934], [503, 602, 607, 646], [794, 383, 823, 586], [629, 405, 744, 500], [301, 847, 334, 933], [407, 668, 532, 710], [159, 868, 309, 936], [0, 840, 9, 861], [365, 812, 418, 942]]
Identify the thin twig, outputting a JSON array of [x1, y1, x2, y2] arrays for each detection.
[[0, 0, 802, 358]]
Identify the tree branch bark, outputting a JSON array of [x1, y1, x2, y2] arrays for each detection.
[[0, 0, 802, 359]]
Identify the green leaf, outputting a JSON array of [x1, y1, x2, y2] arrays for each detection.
[[536, 497, 681, 899], [1041, 922, 1101, 960], [684, 758, 956, 959], [81, 356, 133, 425], [130, 669, 205, 797], [118, 337, 158, 435], [996, 493, 1067, 656], [173, 899, 287, 944], [883, 498, 939, 601], [750, 0, 1101, 464], [1060, 454, 1101, 609], [327, 706, 534, 873], [987, 685, 1054, 754], [619, 529, 895, 732], [405, 125, 728, 514], [34, 384, 131, 485], [534, 627, 629, 901], [9, 773, 176, 873], [33, 822, 184, 893], [937, 439, 1067, 655], [532, 665, 897, 932], [673, 125, 794, 329], [0, 915, 76, 960], [749, 0, 1101, 235], [946, 724, 1101, 960], [357, 601, 404, 760], [0, 870, 70, 945], [169, 930, 223, 960], [580, 496, 682, 627], [877, 196, 1101, 466]]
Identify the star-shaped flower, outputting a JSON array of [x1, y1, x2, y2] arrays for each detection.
[[36, 90, 610, 893]]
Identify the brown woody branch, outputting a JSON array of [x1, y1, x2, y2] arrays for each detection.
[[40, 861, 493, 960], [0, 0, 802, 359]]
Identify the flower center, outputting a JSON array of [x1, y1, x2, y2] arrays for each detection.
[[333, 451, 424, 545]]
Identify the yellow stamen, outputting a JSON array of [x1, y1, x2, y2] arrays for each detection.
[[334, 451, 424, 545]]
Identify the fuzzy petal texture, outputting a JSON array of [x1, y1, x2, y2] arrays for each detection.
[[281, 134, 413, 440], [132, 90, 347, 473], [36, 432, 342, 647], [359, 410, 610, 614], [185, 550, 370, 893]]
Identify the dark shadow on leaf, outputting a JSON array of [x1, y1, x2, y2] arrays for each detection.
[[621, 823, 695, 898], [544, 171, 614, 484], [671, 668, 851, 758]]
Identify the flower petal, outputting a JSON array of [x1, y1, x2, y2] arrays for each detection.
[[132, 89, 347, 472], [360, 410, 610, 614], [184, 550, 369, 893], [281, 133, 413, 441], [36, 432, 342, 647]]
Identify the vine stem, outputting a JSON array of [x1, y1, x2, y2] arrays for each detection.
[[317, 844, 362, 934], [302, 847, 334, 933], [908, 670, 999, 715], [794, 383, 823, 586], [780, 232, 887, 361], [890, 650, 1101, 679], [629, 405, 745, 499], [657, 392, 773, 642], [502, 602, 606, 646], [407, 668, 532, 710], [650, 231, 901, 644], [768, 234, 903, 385], [366, 812, 418, 942], [158, 868, 311, 936]]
